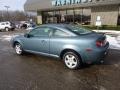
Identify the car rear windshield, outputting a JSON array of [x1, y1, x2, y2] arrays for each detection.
[[65, 25, 92, 35]]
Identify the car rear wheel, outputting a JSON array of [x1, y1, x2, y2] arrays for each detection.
[[5, 27, 9, 32], [63, 52, 82, 70], [14, 43, 23, 55]]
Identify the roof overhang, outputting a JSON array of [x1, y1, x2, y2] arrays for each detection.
[[24, 0, 120, 12]]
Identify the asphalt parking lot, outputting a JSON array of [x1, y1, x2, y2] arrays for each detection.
[[0, 30, 120, 90]]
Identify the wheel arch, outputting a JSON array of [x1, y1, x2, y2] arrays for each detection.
[[60, 49, 82, 61], [5, 27, 9, 29], [13, 40, 22, 48]]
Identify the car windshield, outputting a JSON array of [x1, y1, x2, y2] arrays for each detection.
[[65, 25, 92, 35]]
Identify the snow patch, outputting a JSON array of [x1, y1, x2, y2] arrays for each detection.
[[0, 35, 12, 41], [93, 30, 120, 34], [0, 35, 19, 41], [116, 36, 120, 44], [106, 35, 120, 50]]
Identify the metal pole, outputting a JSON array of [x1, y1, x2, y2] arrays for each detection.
[[117, 4, 120, 26], [66, 9, 67, 23], [73, 8, 75, 24], [4, 6, 10, 21], [0, 2, 4, 21], [81, 7, 83, 25], [59, 10, 61, 23], [1, 11, 4, 21]]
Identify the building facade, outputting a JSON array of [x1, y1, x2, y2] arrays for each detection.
[[24, 0, 120, 26]]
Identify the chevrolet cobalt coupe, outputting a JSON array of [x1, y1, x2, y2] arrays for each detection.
[[11, 24, 109, 69]]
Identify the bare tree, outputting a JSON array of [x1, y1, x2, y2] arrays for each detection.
[[0, 10, 37, 22]]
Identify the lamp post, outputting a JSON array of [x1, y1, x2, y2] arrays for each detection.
[[4, 6, 10, 21]]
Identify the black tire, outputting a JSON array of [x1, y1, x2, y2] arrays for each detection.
[[0, 30, 2, 32], [10, 28, 14, 31], [14, 43, 24, 55], [63, 52, 82, 70], [5, 27, 9, 32]]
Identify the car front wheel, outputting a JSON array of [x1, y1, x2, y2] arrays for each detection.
[[14, 43, 23, 55], [63, 52, 82, 70]]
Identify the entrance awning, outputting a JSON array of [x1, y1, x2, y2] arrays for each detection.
[[24, 0, 120, 11]]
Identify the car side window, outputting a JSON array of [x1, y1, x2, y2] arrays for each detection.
[[29, 27, 52, 37], [1, 23, 5, 25], [6, 22, 9, 25], [53, 29, 70, 37]]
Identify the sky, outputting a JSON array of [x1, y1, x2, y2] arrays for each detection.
[[0, 0, 27, 11]]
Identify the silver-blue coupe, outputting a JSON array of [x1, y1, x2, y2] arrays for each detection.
[[11, 24, 109, 69]]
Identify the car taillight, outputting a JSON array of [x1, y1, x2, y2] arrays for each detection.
[[96, 41, 104, 47]]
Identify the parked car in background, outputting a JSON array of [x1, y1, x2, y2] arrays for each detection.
[[0, 21, 15, 31], [19, 21, 36, 29], [26, 22, 36, 30], [11, 24, 109, 69]]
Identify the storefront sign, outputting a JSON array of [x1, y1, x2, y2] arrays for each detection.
[[52, 0, 92, 6]]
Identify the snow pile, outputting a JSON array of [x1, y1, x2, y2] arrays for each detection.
[[0, 35, 13, 41], [93, 30, 120, 50], [26, 27, 34, 30], [0, 35, 19, 41], [116, 36, 120, 44], [106, 35, 120, 50], [93, 30, 120, 35]]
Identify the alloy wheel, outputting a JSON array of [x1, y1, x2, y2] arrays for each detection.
[[64, 53, 79, 69], [15, 44, 22, 55]]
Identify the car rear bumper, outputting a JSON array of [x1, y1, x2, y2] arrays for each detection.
[[82, 42, 109, 64]]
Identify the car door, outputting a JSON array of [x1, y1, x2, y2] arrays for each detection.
[[50, 28, 71, 56], [22, 27, 52, 54]]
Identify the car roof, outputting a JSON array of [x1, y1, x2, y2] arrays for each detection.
[[0, 21, 10, 23], [39, 24, 74, 31], [40, 24, 68, 27], [36, 24, 77, 36]]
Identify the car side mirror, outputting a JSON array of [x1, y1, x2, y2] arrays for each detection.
[[24, 34, 33, 38]]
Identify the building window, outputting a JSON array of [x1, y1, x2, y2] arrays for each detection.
[[74, 9, 83, 24], [60, 10, 67, 23], [66, 9, 74, 23], [74, 8, 91, 25], [96, 0, 100, 2], [41, 8, 91, 25]]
